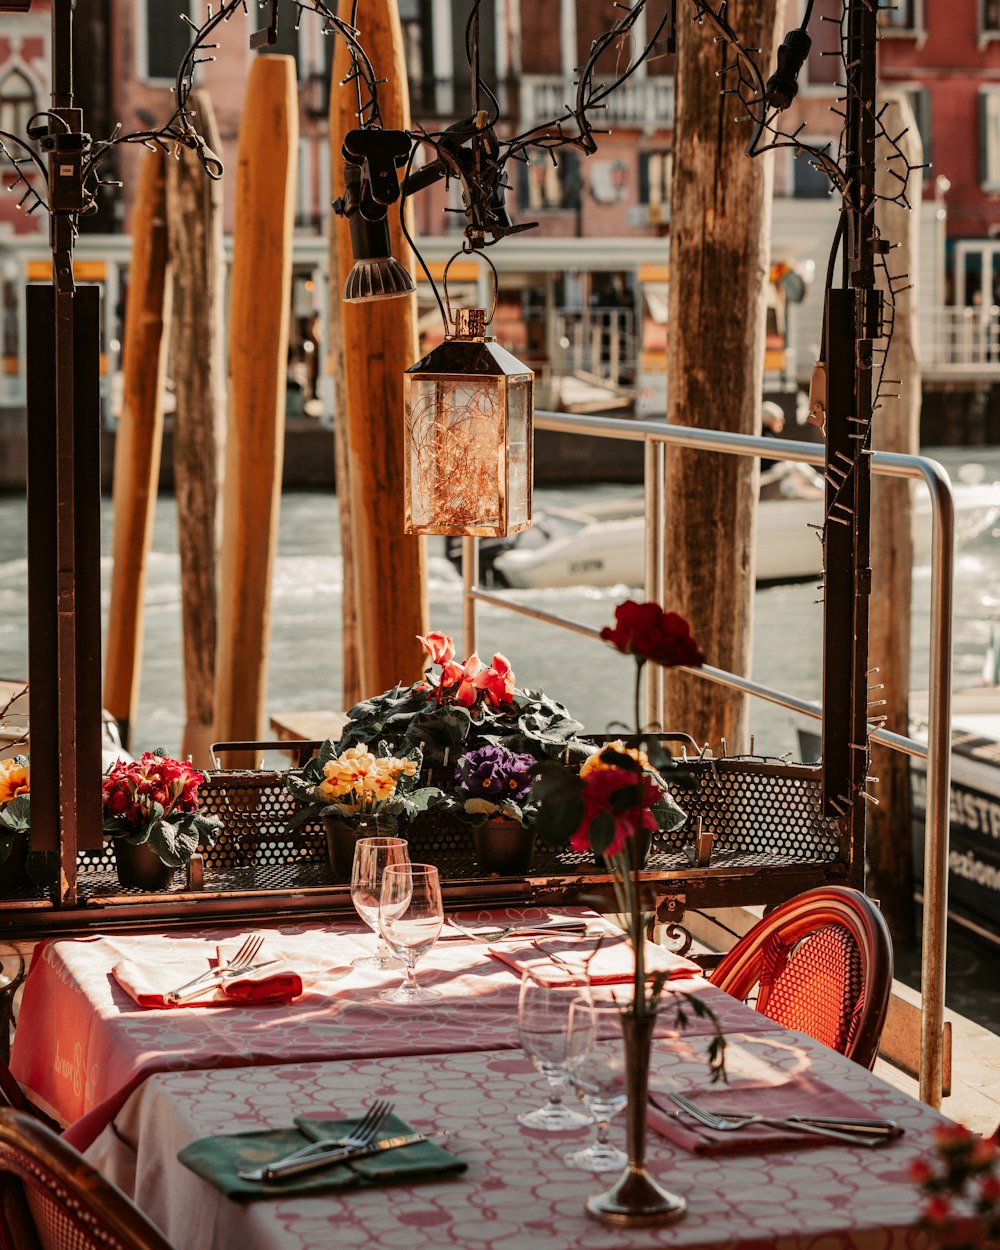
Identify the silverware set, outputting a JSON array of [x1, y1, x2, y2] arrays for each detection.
[[657, 1090, 901, 1146], [238, 1098, 446, 1183], [164, 934, 276, 1004], [444, 919, 593, 943]]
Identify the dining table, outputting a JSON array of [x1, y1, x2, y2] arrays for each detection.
[[7, 906, 965, 1250]]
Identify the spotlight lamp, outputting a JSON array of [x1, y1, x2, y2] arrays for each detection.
[[403, 257, 533, 539], [335, 129, 415, 303]]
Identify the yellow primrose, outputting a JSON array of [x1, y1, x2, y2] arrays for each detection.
[[580, 740, 656, 778]]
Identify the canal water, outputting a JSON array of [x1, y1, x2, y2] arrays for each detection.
[[3, 445, 999, 760]]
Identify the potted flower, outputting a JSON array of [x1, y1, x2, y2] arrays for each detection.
[[578, 740, 686, 869], [0, 755, 31, 891], [102, 750, 221, 890], [335, 631, 595, 773], [283, 742, 440, 879], [435, 744, 539, 876]]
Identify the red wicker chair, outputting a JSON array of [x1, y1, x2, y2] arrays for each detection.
[[709, 886, 893, 1068], [0, 1109, 175, 1250]]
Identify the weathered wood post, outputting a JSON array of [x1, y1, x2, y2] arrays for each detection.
[[664, 0, 782, 749], [103, 148, 171, 750], [869, 94, 922, 942], [331, 0, 428, 700], [213, 57, 298, 763], [167, 89, 226, 769]]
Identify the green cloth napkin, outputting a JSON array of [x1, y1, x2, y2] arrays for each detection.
[[178, 1112, 466, 1202]]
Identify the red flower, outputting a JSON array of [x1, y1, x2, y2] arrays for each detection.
[[909, 1159, 933, 1184], [601, 600, 705, 669], [474, 653, 516, 708], [981, 1174, 1000, 1204], [417, 631, 456, 667], [924, 1196, 952, 1225], [569, 766, 661, 858]]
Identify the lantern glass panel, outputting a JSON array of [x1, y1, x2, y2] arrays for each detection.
[[404, 372, 504, 535], [505, 375, 532, 532]]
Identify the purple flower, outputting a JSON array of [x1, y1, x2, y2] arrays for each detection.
[[455, 745, 536, 803]]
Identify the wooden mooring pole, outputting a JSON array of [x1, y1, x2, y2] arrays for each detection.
[[331, 0, 428, 700], [102, 149, 170, 750], [213, 56, 297, 764]]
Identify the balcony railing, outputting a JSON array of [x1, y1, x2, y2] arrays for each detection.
[[921, 305, 1000, 378], [519, 75, 674, 130]]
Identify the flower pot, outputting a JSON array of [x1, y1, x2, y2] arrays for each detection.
[[473, 818, 535, 876], [113, 840, 177, 892], [0, 831, 31, 894], [321, 815, 387, 882], [585, 1009, 686, 1227]]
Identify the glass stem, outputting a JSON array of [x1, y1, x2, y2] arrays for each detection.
[[402, 960, 419, 991], [544, 1069, 566, 1107], [373, 934, 390, 959], [596, 1117, 611, 1146]]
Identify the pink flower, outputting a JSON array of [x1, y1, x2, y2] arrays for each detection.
[[474, 653, 516, 707], [440, 652, 483, 707], [417, 631, 455, 667], [569, 766, 660, 858]]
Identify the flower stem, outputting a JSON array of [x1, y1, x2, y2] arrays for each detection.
[[634, 658, 645, 739]]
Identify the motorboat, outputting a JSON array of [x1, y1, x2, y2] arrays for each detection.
[[488, 462, 1000, 590]]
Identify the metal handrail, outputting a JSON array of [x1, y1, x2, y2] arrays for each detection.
[[462, 409, 953, 1109]]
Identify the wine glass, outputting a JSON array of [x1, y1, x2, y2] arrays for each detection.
[[515, 974, 593, 1131], [350, 836, 410, 971], [378, 863, 444, 1003], [563, 1001, 628, 1172]]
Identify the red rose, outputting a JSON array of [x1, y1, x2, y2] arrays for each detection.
[[601, 600, 705, 669]]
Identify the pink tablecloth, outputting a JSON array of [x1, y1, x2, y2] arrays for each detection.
[[85, 1029, 954, 1250], [10, 908, 762, 1149]]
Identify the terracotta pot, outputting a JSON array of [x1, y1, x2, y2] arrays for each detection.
[[473, 818, 535, 876], [0, 831, 31, 894], [113, 839, 177, 891], [321, 815, 386, 882]]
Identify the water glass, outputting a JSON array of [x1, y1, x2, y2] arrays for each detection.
[[378, 863, 444, 1003], [516, 974, 593, 1131], [564, 1001, 628, 1171], [350, 836, 410, 971]]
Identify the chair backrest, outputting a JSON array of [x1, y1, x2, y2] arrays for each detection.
[[709, 886, 893, 1068], [0, 1109, 175, 1250]]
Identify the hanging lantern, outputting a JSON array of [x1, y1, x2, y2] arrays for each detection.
[[403, 288, 533, 537]]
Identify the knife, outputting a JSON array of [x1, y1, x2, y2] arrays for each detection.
[[239, 1132, 437, 1182], [784, 1115, 901, 1138], [444, 920, 590, 942]]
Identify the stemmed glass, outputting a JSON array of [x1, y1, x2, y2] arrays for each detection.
[[378, 863, 444, 1003], [563, 1001, 628, 1172], [350, 837, 409, 971], [515, 974, 593, 1131]]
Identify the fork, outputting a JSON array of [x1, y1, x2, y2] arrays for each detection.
[[667, 1091, 892, 1147], [238, 1099, 395, 1181], [164, 934, 265, 1003]]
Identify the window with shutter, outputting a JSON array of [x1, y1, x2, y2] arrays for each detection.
[[0, 68, 36, 158], [980, 89, 1000, 188], [143, 0, 196, 83], [985, 0, 1000, 31]]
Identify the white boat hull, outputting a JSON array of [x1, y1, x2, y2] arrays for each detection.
[[493, 482, 1000, 590]]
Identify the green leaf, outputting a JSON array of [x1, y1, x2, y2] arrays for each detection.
[[317, 738, 338, 767], [0, 830, 15, 865], [588, 813, 616, 854], [464, 797, 500, 816], [284, 802, 325, 832], [148, 817, 200, 868], [609, 783, 642, 812], [0, 794, 30, 833]]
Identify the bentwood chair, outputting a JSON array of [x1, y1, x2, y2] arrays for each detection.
[[709, 886, 893, 1069], [0, 1109, 175, 1250]]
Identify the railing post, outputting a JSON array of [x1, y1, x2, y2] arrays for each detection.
[[644, 437, 665, 732]]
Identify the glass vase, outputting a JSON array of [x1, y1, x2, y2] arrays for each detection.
[[584, 1008, 686, 1227]]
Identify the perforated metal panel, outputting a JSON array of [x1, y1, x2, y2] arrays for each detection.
[[65, 756, 846, 903]]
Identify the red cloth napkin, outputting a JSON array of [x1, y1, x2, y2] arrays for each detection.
[[647, 1076, 879, 1153], [112, 937, 306, 1009], [488, 932, 700, 987]]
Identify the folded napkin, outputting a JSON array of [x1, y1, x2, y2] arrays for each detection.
[[647, 1075, 879, 1154], [178, 1112, 466, 1201], [112, 934, 306, 1009], [488, 932, 700, 987]]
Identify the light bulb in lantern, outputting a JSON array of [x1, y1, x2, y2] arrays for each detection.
[[403, 307, 533, 537]]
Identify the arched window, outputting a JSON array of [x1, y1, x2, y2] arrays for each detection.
[[0, 68, 38, 152]]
